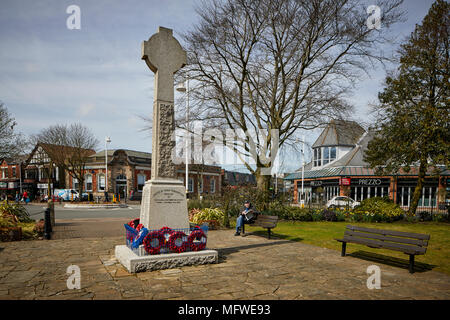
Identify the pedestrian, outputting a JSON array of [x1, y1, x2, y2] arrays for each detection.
[[15, 191, 20, 203], [23, 190, 28, 205]]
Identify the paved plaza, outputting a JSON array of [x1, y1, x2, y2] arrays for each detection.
[[0, 218, 449, 300]]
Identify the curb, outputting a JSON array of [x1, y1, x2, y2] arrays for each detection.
[[64, 204, 129, 209]]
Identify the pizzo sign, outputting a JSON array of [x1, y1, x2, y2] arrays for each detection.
[[357, 178, 383, 186]]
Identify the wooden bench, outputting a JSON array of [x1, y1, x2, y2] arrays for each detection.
[[335, 225, 430, 273], [242, 215, 279, 239]]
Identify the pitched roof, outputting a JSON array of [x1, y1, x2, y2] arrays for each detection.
[[89, 149, 151, 166], [25, 143, 96, 166], [312, 119, 365, 148], [91, 149, 151, 159], [329, 130, 374, 167]]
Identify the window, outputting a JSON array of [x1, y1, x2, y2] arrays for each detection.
[[73, 178, 79, 190], [85, 174, 93, 192], [98, 174, 105, 191], [210, 179, 215, 193], [330, 147, 336, 161], [198, 178, 203, 193], [26, 169, 37, 180], [322, 147, 336, 165], [1, 168, 7, 179], [12, 166, 16, 178], [188, 178, 194, 193], [323, 148, 330, 165], [137, 174, 146, 191], [313, 148, 321, 167]]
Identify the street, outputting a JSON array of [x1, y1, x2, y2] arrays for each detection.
[[24, 203, 141, 220]]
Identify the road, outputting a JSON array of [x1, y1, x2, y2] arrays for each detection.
[[24, 203, 141, 220], [22, 203, 142, 239]]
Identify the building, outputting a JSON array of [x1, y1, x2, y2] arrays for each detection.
[[221, 170, 256, 188], [0, 156, 27, 199], [66, 149, 223, 200], [22, 143, 95, 200], [4, 144, 223, 201], [284, 120, 449, 211]]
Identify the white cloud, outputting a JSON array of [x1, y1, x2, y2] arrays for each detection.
[[78, 103, 95, 116]]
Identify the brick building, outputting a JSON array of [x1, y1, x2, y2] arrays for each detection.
[[0, 157, 27, 199], [66, 149, 222, 200]]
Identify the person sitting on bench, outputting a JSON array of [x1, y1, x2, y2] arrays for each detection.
[[235, 200, 257, 236]]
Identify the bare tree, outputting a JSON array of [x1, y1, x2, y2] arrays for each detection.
[[177, 0, 404, 194], [0, 102, 27, 159], [33, 123, 98, 200]]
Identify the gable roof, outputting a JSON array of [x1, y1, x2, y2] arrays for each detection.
[[312, 119, 366, 148], [25, 143, 96, 166]]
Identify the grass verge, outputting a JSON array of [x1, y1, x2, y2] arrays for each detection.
[[241, 220, 450, 275]]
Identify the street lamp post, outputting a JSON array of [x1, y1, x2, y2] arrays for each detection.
[[105, 137, 111, 201], [176, 76, 189, 194], [296, 136, 305, 208], [301, 135, 305, 208]]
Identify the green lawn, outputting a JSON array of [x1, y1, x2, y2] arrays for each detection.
[[240, 220, 450, 275]]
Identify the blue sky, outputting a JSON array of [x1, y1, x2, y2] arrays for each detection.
[[0, 0, 437, 172]]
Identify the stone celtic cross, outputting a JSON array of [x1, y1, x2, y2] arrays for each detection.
[[141, 26, 187, 180]]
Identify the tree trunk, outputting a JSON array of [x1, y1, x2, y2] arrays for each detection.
[[255, 171, 271, 211], [408, 158, 427, 216]]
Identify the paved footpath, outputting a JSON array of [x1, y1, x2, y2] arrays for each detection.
[[0, 222, 449, 300]]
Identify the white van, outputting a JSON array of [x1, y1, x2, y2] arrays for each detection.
[[53, 189, 82, 201]]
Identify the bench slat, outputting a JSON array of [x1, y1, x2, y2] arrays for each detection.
[[346, 225, 430, 240], [256, 216, 278, 220], [254, 223, 277, 228], [344, 230, 428, 247], [343, 235, 427, 255]]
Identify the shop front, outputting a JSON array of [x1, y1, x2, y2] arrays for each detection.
[[349, 177, 391, 202], [396, 178, 439, 210], [297, 179, 340, 205]]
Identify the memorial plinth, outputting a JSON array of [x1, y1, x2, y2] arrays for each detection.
[[115, 245, 218, 273], [115, 26, 217, 273]]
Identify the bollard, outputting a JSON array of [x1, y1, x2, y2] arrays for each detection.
[[44, 208, 52, 240]]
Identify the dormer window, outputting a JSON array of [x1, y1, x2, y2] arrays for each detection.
[[323, 146, 336, 165], [313, 148, 321, 167], [313, 146, 336, 167]]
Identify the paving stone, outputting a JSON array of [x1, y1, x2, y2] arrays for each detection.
[[0, 229, 449, 300]]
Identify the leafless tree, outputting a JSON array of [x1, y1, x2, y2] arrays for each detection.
[[174, 0, 404, 193], [0, 102, 27, 159], [32, 123, 98, 199]]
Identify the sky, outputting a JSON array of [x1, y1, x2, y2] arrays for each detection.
[[0, 0, 437, 173]]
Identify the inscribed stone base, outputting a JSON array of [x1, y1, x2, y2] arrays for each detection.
[[115, 245, 218, 273], [139, 178, 189, 230]]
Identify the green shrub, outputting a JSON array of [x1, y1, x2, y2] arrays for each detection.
[[0, 215, 16, 228], [0, 201, 33, 223], [311, 210, 324, 221], [190, 208, 226, 226], [322, 209, 337, 222], [416, 211, 432, 222], [351, 197, 405, 223], [187, 198, 215, 210], [432, 213, 450, 222]]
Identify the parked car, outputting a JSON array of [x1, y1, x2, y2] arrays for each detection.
[[326, 196, 360, 209]]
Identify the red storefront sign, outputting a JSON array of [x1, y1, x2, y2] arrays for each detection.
[[340, 178, 351, 186]]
